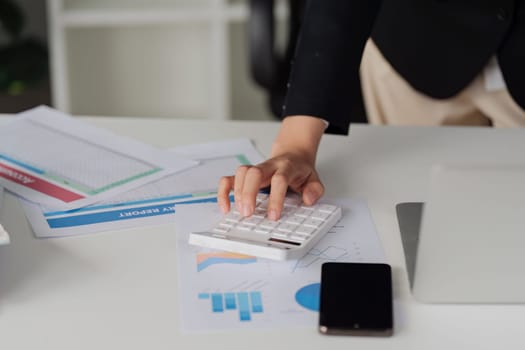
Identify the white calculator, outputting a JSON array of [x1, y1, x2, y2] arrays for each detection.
[[188, 193, 342, 260]]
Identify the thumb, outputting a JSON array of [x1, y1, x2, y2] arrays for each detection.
[[301, 173, 324, 205]]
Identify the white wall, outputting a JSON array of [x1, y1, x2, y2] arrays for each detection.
[[67, 25, 212, 119]]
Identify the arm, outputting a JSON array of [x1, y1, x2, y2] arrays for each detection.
[[218, 0, 381, 218], [284, 0, 382, 134]]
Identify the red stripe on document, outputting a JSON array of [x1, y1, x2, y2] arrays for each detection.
[[0, 162, 84, 203]]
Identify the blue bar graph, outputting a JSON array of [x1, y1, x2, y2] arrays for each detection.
[[224, 292, 237, 310], [250, 291, 263, 313], [211, 293, 224, 312], [198, 290, 264, 322], [198, 293, 210, 299], [237, 292, 251, 321]]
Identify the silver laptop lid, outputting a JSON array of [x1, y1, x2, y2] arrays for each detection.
[[413, 164, 525, 303]]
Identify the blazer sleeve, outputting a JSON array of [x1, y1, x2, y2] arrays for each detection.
[[282, 0, 382, 134]]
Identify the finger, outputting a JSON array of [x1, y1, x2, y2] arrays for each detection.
[[217, 176, 234, 213], [234, 166, 250, 211], [239, 166, 264, 216], [240, 164, 276, 216], [267, 171, 290, 220], [301, 174, 325, 206]]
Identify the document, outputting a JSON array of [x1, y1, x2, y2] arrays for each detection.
[[0, 106, 197, 209], [21, 139, 264, 238], [175, 199, 386, 332]]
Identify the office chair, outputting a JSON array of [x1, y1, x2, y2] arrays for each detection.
[[248, 0, 367, 129]]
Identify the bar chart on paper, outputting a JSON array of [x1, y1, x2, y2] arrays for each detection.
[[176, 199, 387, 332], [198, 290, 264, 322]]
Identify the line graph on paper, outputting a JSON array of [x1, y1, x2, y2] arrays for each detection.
[[291, 223, 366, 272], [292, 245, 350, 272]]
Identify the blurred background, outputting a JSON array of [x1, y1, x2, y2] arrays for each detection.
[[0, 0, 301, 121]]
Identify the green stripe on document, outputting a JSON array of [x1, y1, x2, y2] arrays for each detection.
[[236, 154, 251, 165], [192, 191, 217, 197]]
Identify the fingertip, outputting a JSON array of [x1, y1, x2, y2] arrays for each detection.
[[219, 201, 230, 214], [267, 209, 280, 221], [241, 202, 254, 217]]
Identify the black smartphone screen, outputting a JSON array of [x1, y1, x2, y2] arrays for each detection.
[[319, 262, 393, 336]]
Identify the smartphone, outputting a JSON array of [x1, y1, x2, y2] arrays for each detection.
[[319, 262, 393, 336]]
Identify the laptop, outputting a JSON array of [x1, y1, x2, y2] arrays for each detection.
[[397, 164, 525, 303]]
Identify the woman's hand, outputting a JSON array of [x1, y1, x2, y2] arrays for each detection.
[[217, 115, 327, 220]]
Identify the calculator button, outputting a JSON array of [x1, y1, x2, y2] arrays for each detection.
[[285, 235, 305, 244], [300, 205, 315, 210], [285, 215, 305, 225], [290, 234, 307, 242], [243, 217, 263, 226], [225, 212, 242, 223], [277, 223, 299, 233], [271, 231, 288, 239], [318, 204, 338, 213], [302, 218, 323, 228], [254, 227, 271, 235], [296, 225, 316, 236], [280, 207, 294, 216], [260, 219, 279, 229], [294, 208, 313, 218], [213, 227, 230, 234], [237, 225, 253, 232], [311, 210, 331, 220]]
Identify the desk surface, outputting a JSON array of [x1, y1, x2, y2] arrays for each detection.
[[1, 116, 524, 349]]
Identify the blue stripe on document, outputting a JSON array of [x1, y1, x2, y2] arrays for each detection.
[[0, 154, 45, 174], [45, 195, 230, 228], [44, 193, 195, 217]]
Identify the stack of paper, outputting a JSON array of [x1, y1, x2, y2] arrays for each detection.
[[22, 138, 265, 237], [0, 106, 197, 210], [0, 106, 265, 238]]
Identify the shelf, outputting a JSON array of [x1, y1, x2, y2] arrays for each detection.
[[61, 5, 249, 27], [59, 2, 287, 27], [47, 0, 286, 121], [62, 0, 211, 11]]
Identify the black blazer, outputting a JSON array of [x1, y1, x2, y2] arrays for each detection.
[[283, 0, 525, 134]]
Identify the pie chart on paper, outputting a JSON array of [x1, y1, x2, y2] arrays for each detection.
[[295, 283, 320, 311]]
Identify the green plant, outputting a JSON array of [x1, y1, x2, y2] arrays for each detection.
[[0, 0, 48, 96]]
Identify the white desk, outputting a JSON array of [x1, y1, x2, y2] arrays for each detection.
[[1, 116, 524, 349]]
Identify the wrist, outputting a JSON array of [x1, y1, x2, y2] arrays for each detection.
[[271, 115, 326, 164]]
